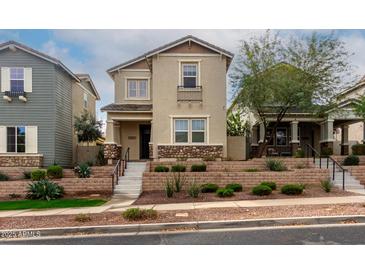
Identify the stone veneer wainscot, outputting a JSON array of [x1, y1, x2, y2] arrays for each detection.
[[0, 154, 43, 167], [157, 145, 223, 158]]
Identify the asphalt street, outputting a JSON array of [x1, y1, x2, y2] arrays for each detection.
[[2, 224, 365, 244]]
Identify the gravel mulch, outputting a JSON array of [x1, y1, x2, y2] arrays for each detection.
[[134, 185, 357, 205], [1, 203, 365, 230]]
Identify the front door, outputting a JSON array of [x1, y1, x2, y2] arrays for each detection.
[[139, 124, 151, 159]]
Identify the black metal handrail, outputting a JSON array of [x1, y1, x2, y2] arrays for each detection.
[[123, 147, 130, 171], [304, 143, 346, 190], [111, 159, 121, 191], [5, 90, 26, 97]]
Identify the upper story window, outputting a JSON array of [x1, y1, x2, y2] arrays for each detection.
[[10, 68, 24, 92], [127, 79, 148, 99], [7, 126, 25, 153], [182, 63, 198, 88], [83, 92, 88, 109]]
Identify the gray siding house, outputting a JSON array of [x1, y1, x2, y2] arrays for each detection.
[[0, 41, 100, 167]]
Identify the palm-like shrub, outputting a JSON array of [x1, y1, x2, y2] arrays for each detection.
[[74, 163, 91, 178], [74, 111, 103, 145], [27, 179, 64, 201]]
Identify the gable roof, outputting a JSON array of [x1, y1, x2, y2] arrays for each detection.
[[76, 73, 101, 100], [107, 35, 234, 75], [0, 40, 79, 82]]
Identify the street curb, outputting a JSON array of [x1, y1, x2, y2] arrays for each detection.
[[2, 215, 365, 239]]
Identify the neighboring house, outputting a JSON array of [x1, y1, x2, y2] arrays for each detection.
[[0, 41, 100, 167], [229, 68, 365, 157], [101, 35, 233, 162]]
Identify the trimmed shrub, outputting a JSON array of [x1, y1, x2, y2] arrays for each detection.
[[171, 164, 186, 172], [243, 168, 258, 172], [47, 165, 63, 179], [226, 183, 243, 192], [352, 144, 365, 155], [266, 159, 287, 171], [190, 163, 207, 172], [31, 169, 46, 181], [27, 179, 64, 201], [281, 184, 304, 195], [252, 185, 272, 196], [294, 149, 305, 158], [216, 188, 234, 197], [201, 183, 219, 193], [187, 183, 200, 198], [343, 155, 359, 166], [321, 147, 333, 156], [122, 208, 158, 221], [0, 172, 9, 181], [321, 179, 333, 193], [154, 165, 169, 172], [23, 171, 31, 179], [74, 163, 91, 178], [260, 181, 277, 190]]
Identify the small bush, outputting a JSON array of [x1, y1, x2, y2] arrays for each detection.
[[343, 155, 359, 166], [47, 165, 63, 179], [27, 179, 64, 201], [226, 183, 243, 192], [190, 164, 207, 172], [243, 168, 258, 172], [294, 149, 305, 158], [321, 147, 333, 156], [31, 169, 46, 181], [122, 208, 158, 221], [154, 165, 169, 172], [216, 188, 234, 197], [171, 164, 186, 172], [165, 181, 174, 198], [96, 148, 107, 166], [187, 182, 200, 198], [201, 183, 219, 193], [9, 193, 21, 199], [252, 185, 272, 196], [352, 144, 365, 155], [260, 181, 277, 190], [75, 213, 92, 222], [23, 171, 31, 179], [0, 172, 9, 181], [266, 159, 287, 171], [281, 184, 304, 195], [321, 179, 333, 193], [74, 163, 91, 178]]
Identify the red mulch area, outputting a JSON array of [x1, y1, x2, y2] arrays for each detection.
[[1, 203, 365, 230], [134, 185, 357, 205]]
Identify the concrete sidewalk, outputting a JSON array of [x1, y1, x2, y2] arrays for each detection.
[[1, 195, 365, 218]]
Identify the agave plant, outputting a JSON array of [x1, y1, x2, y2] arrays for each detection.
[[74, 163, 91, 178], [27, 179, 64, 201]]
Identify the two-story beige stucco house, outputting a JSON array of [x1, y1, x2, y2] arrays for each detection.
[[101, 35, 233, 162]]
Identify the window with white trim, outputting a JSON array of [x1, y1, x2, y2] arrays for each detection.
[[174, 119, 206, 144], [182, 63, 198, 88], [10, 67, 24, 92], [127, 79, 148, 99], [7, 126, 25, 153], [83, 92, 88, 109]]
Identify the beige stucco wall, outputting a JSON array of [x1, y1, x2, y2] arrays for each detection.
[[151, 54, 228, 158], [227, 136, 246, 160]]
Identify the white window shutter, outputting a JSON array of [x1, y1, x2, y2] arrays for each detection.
[[25, 126, 38, 153], [0, 126, 6, 153], [24, 68, 32, 93], [1, 67, 10, 92]]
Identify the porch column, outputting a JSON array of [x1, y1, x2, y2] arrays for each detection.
[[320, 119, 334, 154], [104, 120, 119, 165], [290, 121, 299, 155], [341, 125, 349, 155], [258, 123, 265, 143]]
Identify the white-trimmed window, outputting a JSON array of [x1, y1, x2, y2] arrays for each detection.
[[175, 119, 189, 143], [182, 63, 198, 88], [7, 126, 25, 153], [83, 92, 88, 109], [10, 67, 24, 92], [174, 119, 206, 144], [127, 79, 148, 99]]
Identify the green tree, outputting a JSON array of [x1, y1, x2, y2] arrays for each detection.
[[354, 96, 365, 120], [74, 111, 103, 145], [230, 31, 354, 157], [227, 111, 250, 136]]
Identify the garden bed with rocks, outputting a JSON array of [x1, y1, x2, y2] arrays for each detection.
[[134, 185, 357, 205]]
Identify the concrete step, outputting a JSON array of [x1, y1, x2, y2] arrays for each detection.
[[115, 185, 141, 190], [112, 192, 140, 199]]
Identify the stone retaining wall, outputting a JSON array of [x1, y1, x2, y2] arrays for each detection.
[[0, 155, 43, 167], [0, 177, 113, 199], [142, 169, 330, 191], [157, 145, 223, 159]]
